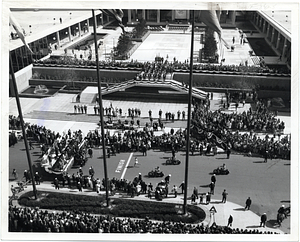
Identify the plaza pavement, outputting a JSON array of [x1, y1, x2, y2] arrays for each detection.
[[7, 18, 292, 235]]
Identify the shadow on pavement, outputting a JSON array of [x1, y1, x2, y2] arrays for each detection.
[[234, 208, 246, 211], [253, 161, 264, 163], [246, 225, 261, 229], [210, 201, 223, 204], [266, 219, 281, 228], [280, 200, 290, 203]]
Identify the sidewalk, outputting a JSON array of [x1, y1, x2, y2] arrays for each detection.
[[9, 180, 284, 234]]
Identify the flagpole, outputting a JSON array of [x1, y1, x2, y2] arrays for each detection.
[[9, 53, 37, 199], [92, 9, 109, 207], [183, 10, 195, 214]]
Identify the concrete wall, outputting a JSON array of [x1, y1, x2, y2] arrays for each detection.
[[173, 72, 291, 91], [9, 64, 33, 96]]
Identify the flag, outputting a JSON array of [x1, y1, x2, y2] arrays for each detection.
[[9, 9, 33, 54], [100, 9, 125, 33], [198, 10, 222, 37]]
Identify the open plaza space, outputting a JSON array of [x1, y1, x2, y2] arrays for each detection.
[[4, 6, 297, 240]]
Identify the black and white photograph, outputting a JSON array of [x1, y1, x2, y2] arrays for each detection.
[[1, 1, 299, 241]]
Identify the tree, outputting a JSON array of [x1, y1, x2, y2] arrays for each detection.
[[203, 29, 217, 62]]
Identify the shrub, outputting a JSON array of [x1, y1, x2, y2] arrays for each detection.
[[18, 191, 206, 223]]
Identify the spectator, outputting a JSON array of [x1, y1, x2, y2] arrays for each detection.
[[179, 181, 185, 194], [260, 213, 267, 227], [222, 189, 228, 203], [245, 197, 252, 210], [227, 215, 233, 227]]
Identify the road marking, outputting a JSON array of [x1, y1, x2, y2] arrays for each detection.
[[115, 160, 125, 173], [120, 152, 133, 179]]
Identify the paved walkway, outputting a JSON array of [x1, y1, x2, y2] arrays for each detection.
[[9, 180, 285, 234]]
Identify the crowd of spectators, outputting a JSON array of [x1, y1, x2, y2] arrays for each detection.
[[35, 57, 291, 75], [191, 99, 290, 159], [8, 206, 279, 234]]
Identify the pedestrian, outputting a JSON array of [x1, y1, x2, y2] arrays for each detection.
[[34, 172, 41, 185], [222, 189, 228, 203], [177, 110, 181, 120], [134, 157, 138, 166], [206, 192, 211, 204], [88, 148, 93, 158], [29, 140, 34, 150], [232, 36, 235, 44], [12, 169, 18, 180], [182, 110, 185, 120], [74, 105, 77, 113], [260, 213, 267, 227], [227, 147, 231, 159], [77, 181, 82, 192], [199, 193, 204, 204], [89, 166, 95, 178], [211, 174, 216, 184], [245, 197, 252, 210], [209, 182, 215, 195], [227, 215, 233, 227], [264, 150, 268, 163], [179, 181, 185, 194], [84, 105, 87, 114], [172, 185, 178, 197], [23, 170, 29, 182], [193, 187, 199, 200], [54, 177, 59, 190]]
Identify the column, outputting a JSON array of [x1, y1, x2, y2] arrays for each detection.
[[271, 28, 275, 43], [157, 10, 160, 23], [86, 20, 90, 33], [231, 11, 236, 25], [262, 20, 266, 33], [276, 34, 281, 49], [68, 26, 72, 42], [142, 9, 145, 20], [56, 31, 60, 47], [266, 24, 270, 38], [281, 38, 287, 57], [172, 10, 175, 20], [128, 9, 131, 23], [78, 23, 82, 37]]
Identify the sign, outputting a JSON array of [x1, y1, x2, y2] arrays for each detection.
[[209, 206, 217, 214]]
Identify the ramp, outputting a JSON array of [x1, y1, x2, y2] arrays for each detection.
[[79, 86, 99, 103]]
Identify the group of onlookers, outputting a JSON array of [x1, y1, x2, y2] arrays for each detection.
[[8, 206, 280, 233]]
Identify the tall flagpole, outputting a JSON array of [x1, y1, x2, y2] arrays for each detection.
[[9, 53, 37, 199], [183, 10, 195, 214], [92, 9, 109, 206]]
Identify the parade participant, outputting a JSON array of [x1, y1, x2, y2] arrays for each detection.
[[165, 174, 171, 184]]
